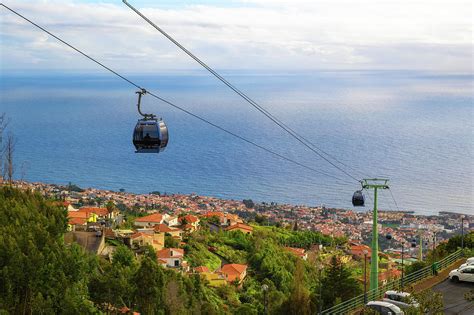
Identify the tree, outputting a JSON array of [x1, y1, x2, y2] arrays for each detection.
[[243, 199, 255, 209], [165, 235, 180, 248], [0, 113, 7, 185], [321, 256, 362, 308], [106, 200, 116, 214], [112, 245, 135, 267], [164, 276, 186, 314], [3, 133, 15, 184], [133, 257, 164, 314], [281, 259, 311, 315], [0, 187, 98, 313], [406, 289, 443, 315]]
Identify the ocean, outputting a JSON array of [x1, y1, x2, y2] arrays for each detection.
[[0, 70, 472, 215]]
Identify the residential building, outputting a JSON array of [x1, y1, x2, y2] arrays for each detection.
[[157, 248, 185, 268], [219, 264, 248, 284]]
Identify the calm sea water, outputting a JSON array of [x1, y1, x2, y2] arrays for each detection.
[[0, 71, 472, 215]]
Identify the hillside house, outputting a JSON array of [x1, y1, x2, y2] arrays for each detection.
[[179, 214, 200, 230], [219, 264, 248, 284], [134, 213, 164, 228], [153, 224, 182, 239], [225, 223, 253, 235], [284, 247, 308, 260], [157, 248, 185, 268]]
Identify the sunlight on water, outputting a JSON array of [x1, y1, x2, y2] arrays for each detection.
[[0, 71, 472, 215]]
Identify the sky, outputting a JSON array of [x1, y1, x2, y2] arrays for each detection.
[[0, 0, 472, 74]]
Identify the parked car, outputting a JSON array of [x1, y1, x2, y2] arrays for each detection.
[[383, 291, 419, 309], [449, 266, 474, 283], [459, 261, 474, 269], [466, 257, 474, 264], [366, 301, 404, 315]]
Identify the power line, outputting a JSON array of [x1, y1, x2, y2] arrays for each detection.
[[388, 188, 401, 212], [0, 2, 350, 184], [123, 0, 362, 183]]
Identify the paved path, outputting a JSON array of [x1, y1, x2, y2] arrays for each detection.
[[433, 279, 474, 315]]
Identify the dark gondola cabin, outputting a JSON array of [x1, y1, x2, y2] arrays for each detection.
[[352, 190, 365, 207], [132, 89, 169, 154], [133, 118, 168, 153]]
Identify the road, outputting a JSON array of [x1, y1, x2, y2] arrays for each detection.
[[433, 279, 474, 314]]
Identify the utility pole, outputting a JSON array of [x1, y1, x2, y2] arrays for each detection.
[[461, 216, 465, 254], [401, 242, 405, 289], [361, 179, 390, 291]]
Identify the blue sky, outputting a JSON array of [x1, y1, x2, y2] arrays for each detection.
[[1, 0, 472, 74]]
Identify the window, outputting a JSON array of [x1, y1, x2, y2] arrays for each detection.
[[174, 260, 180, 267]]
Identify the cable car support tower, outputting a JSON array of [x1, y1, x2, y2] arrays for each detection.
[[361, 178, 389, 291]]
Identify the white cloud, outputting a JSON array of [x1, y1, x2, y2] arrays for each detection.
[[0, 0, 472, 73]]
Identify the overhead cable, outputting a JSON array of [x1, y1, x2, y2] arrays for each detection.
[[0, 3, 349, 183], [122, 0, 362, 183]]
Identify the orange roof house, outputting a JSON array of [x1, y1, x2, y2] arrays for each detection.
[[129, 232, 162, 250], [179, 214, 200, 224], [68, 211, 88, 219], [68, 217, 87, 226], [350, 244, 372, 259], [225, 223, 253, 235], [284, 247, 308, 260], [219, 264, 248, 284], [202, 212, 242, 226], [153, 223, 174, 233], [153, 224, 182, 239], [157, 248, 185, 268], [78, 207, 109, 217], [134, 213, 164, 227], [157, 248, 184, 259], [195, 266, 210, 273]]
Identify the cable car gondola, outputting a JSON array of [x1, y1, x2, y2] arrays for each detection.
[[132, 89, 168, 153], [352, 190, 365, 207]]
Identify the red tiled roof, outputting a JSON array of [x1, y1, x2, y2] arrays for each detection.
[[225, 223, 253, 232], [131, 232, 152, 239], [157, 248, 184, 259], [350, 245, 371, 256], [68, 217, 87, 225], [284, 247, 306, 257], [220, 264, 247, 282], [202, 211, 224, 218], [67, 211, 88, 219], [153, 223, 174, 233], [179, 214, 199, 224], [135, 213, 163, 223], [195, 266, 209, 273], [78, 207, 108, 217]]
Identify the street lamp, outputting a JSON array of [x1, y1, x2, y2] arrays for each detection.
[[261, 284, 268, 314], [461, 216, 465, 253], [401, 241, 405, 289], [363, 249, 368, 304]]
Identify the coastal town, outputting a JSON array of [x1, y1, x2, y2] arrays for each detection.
[[2, 180, 473, 314], [16, 180, 472, 266]]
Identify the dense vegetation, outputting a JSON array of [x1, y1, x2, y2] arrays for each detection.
[[0, 187, 410, 314]]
